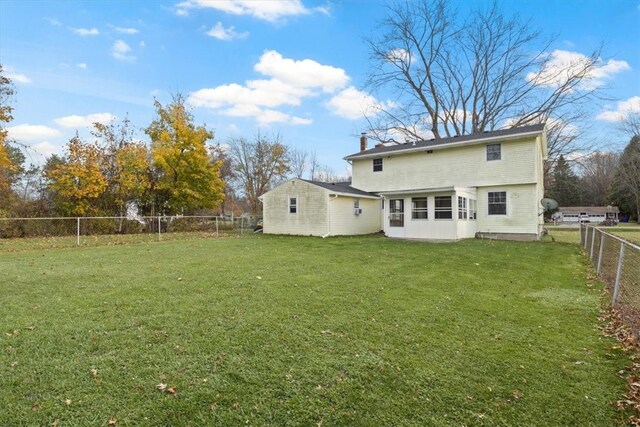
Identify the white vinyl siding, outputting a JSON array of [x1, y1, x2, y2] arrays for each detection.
[[263, 180, 327, 236], [329, 197, 380, 235], [476, 184, 539, 235], [352, 137, 537, 193]]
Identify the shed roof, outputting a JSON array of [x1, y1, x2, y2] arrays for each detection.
[[300, 179, 379, 198], [344, 123, 546, 160]]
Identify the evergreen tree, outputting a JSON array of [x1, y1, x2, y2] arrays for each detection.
[[548, 155, 581, 206]]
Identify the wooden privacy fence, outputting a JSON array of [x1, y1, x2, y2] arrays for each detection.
[[581, 224, 640, 336]]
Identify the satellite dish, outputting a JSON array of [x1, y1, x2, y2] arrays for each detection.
[[540, 198, 559, 211]]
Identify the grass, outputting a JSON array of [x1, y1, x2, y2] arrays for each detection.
[[0, 234, 629, 426], [604, 228, 640, 246]]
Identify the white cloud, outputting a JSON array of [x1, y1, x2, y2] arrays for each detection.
[[326, 87, 383, 120], [5, 72, 31, 84], [222, 104, 311, 125], [139, 41, 145, 48], [176, 0, 312, 22], [112, 40, 135, 61], [76, 63, 88, 69], [46, 18, 62, 27], [6, 124, 62, 141], [206, 22, 248, 41], [385, 48, 411, 64], [113, 26, 139, 34], [189, 50, 346, 126], [31, 141, 59, 158], [54, 113, 116, 128], [255, 50, 348, 93], [527, 50, 631, 89], [597, 96, 640, 122], [71, 27, 100, 36]]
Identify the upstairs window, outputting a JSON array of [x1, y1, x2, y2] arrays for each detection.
[[411, 197, 428, 219], [458, 197, 468, 220], [486, 144, 501, 161], [488, 191, 507, 215], [434, 196, 453, 219], [373, 158, 383, 172], [289, 197, 297, 214]]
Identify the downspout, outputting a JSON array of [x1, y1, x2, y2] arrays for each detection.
[[323, 194, 338, 238]]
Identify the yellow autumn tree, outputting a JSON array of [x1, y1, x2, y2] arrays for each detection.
[[46, 135, 107, 216], [146, 96, 224, 214], [0, 64, 17, 211], [92, 119, 150, 217]]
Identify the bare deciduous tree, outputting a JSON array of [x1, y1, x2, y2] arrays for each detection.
[[228, 132, 289, 214], [289, 148, 308, 179], [610, 135, 640, 220], [578, 151, 619, 206], [617, 112, 640, 138], [365, 0, 603, 147]]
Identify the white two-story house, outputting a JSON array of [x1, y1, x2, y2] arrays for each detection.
[[260, 124, 548, 241]]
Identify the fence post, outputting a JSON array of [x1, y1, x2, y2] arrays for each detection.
[[596, 232, 605, 275], [216, 217, 219, 238], [158, 216, 161, 241], [77, 217, 80, 246], [612, 243, 626, 306], [590, 227, 596, 259], [583, 225, 589, 249], [240, 217, 244, 235]]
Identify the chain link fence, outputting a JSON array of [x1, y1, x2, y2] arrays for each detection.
[[581, 224, 640, 336], [0, 215, 260, 248]]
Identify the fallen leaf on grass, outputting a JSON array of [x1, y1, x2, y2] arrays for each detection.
[[256, 276, 262, 280], [64, 399, 72, 406], [512, 389, 523, 400], [32, 402, 41, 411], [209, 402, 218, 410], [166, 387, 176, 395], [91, 368, 98, 378], [107, 417, 118, 425], [156, 383, 167, 392]]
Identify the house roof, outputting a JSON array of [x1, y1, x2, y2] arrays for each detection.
[[300, 179, 379, 199], [344, 123, 546, 160], [559, 206, 620, 214]]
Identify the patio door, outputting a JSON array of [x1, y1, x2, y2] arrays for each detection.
[[389, 199, 404, 227]]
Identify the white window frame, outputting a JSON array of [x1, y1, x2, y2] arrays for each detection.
[[289, 196, 298, 214], [434, 196, 453, 220], [486, 144, 501, 161], [487, 191, 507, 216], [469, 199, 477, 220], [373, 158, 383, 172], [458, 196, 468, 220], [411, 197, 428, 220]]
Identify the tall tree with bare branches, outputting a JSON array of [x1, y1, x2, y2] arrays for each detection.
[[228, 133, 289, 214], [365, 0, 604, 151]]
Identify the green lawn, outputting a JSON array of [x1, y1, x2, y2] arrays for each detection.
[[0, 235, 629, 426], [605, 228, 640, 246]]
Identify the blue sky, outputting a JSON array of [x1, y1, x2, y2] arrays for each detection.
[[1, 0, 639, 174]]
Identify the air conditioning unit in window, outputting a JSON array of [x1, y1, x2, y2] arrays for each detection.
[[354, 208, 362, 215]]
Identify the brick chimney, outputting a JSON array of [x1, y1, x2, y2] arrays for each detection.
[[360, 132, 367, 152]]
